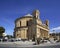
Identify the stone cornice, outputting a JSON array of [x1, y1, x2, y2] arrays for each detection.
[[15, 16, 33, 23], [14, 26, 28, 30]]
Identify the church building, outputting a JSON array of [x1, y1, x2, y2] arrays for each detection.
[[14, 10, 49, 41]]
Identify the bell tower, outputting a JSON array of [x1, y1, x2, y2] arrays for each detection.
[[32, 10, 40, 19], [45, 20, 49, 27]]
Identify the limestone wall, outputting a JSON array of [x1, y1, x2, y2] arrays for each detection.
[[15, 17, 33, 27]]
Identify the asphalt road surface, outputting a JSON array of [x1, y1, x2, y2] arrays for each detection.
[[0, 42, 60, 48], [0, 44, 60, 48]]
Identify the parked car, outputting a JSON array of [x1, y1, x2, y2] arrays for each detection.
[[8, 38, 21, 42]]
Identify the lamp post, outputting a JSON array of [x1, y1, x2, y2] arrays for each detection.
[[53, 30, 55, 36], [53, 30, 55, 40]]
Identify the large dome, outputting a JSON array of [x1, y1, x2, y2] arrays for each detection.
[[15, 14, 33, 23], [15, 15, 33, 27]]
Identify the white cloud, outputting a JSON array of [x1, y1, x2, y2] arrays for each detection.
[[50, 26, 60, 31]]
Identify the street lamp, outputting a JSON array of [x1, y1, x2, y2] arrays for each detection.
[[58, 32, 60, 41], [53, 30, 56, 40], [53, 30, 55, 36]]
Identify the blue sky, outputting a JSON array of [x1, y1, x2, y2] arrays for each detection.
[[0, 0, 60, 35]]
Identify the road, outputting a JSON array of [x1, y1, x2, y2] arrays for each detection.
[[0, 42, 60, 48], [0, 45, 60, 48]]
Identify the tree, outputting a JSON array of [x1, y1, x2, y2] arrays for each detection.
[[0, 27, 5, 38], [0, 27, 5, 33]]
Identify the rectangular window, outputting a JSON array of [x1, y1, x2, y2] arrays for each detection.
[[27, 21, 28, 26], [20, 21, 21, 26]]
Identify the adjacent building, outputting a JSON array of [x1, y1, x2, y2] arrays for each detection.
[[14, 10, 49, 41], [49, 33, 60, 40]]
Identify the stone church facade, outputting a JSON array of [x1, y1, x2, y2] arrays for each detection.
[[14, 10, 49, 41]]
